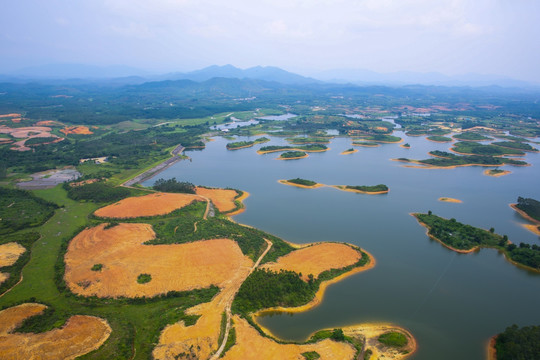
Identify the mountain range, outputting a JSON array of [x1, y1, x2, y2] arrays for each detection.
[[1, 63, 538, 88]]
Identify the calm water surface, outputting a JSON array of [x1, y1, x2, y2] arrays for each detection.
[[143, 132, 540, 360]]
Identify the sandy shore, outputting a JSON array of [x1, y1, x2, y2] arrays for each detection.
[[438, 197, 462, 203], [510, 204, 540, 225], [227, 191, 250, 216], [523, 224, 540, 236], [254, 249, 376, 320], [331, 185, 389, 195], [340, 149, 358, 155], [392, 158, 528, 170], [277, 180, 325, 189], [483, 169, 511, 177], [257, 147, 329, 154], [400, 144, 411, 148], [487, 336, 497, 360], [352, 142, 380, 147]]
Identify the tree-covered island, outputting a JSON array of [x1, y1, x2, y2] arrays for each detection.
[[226, 137, 270, 150]]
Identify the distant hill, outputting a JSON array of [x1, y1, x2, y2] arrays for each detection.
[[159, 65, 320, 85], [12, 64, 151, 80]]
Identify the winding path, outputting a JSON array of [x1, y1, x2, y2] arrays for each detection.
[[209, 238, 273, 360]]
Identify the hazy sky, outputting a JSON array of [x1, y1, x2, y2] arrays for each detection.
[[1, 0, 539, 81]]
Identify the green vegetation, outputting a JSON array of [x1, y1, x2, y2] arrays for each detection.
[[427, 135, 452, 142], [362, 134, 402, 143], [259, 144, 328, 153], [66, 182, 131, 203], [226, 137, 269, 149], [402, 143, 411, 148], [0, 232, 41, 295], [409, 150, 528, 167], [378, 332, 408, 348], [488, 169, 507, 175], [452, 132, 493, 141], [0, 188, 58, 234], [515, 197, 540, 222], [221, 322, 237, 357], [285, 137, 330, 144], [414, 213, 540, 270], [494, 324, 540, 360], [352, 141, 379, 147], [345, 184, 388, 193], [280, 151, 307, 159], [91, 264, 103, 272], [345, 148, 354, 152], [302, 351, 321, 359], [232, 269, 318, 314], [25, 137, 59, 146], [286, 178, 317, 186], [152, 177, 196, 194], [492, 141, 538, 152], [452, 142, 525, 156], [137, 273, 152, 284]]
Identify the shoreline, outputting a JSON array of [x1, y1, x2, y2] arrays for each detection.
[[483, 169, 511, 177], [487, 336, 497, 360], [331, 185, 389, 195], [277, 180, 325, 189], [426, 137, 452, 143], [352, 142, 380, 147], [523, 224, 540, 236], [510, 204, 540, 225], [226, 191, 251, 216], [392, 158, 529, 170], [438, 197, 462, 203], [340, 149, 358, 155], [253, 249, 376, 321], [400, 144, 411, 148]]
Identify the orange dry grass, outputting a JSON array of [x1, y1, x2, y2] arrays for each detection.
[[60, 126, 93, 135], [195, 187, 239, 213], [65, 223, 251, 298], [221, 316, 356, 360], [0, 273, 8, 284], [0, 114, 22, 118], [0, 242, 26, 267], [36, 120, 62, 126], [0, 303, 111, 360], [94, 192, 203, 218], [262, 243, 362, 280], [154, 260, 253, 359]]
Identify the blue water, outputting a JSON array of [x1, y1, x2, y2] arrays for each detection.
[[143, 133, 540, 359]]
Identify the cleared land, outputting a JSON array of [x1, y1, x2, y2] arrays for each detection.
[[0, 242, 26, 267], [94, 192, 204, 218], [65, 223, 251, 298], [195, 187, 241, 213], [0, 303, 111, 360], [343, 324, 417, 360], [60, 126, 94, 135], [262, 243, 362, 280], [221, 315, 357, 360]]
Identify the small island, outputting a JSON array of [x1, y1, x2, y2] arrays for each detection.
[[285, 137, 331, 145], [426, 135, 453, 143], [400, 143, 411, 149], [352, 141, 380, 147], [489, 324, 540, 360], [412, 212, 540, 271], [438, 197, 462, 203], [361, 134, 402, 143], [278, 151, 308, 160], [226, 137, 270, 150], [394, 150, 529, 168], [333, 184, 389, 195], [484, 169, 511, 177], [451, 142, 525, 157], [340, 148, 358, 155], [511, 197, 540, 236], [278, 178, 324, 189], [258, 144, 328, 154], [452, 132, 493, 141]]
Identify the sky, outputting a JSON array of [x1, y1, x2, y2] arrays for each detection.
[[1, 0, 539, 82]]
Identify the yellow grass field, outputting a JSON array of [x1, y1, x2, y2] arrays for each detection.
[[221, 316, 357, 360], [262, 243, 362, 280], [195, 187, 240, 213], [0, 303, 111, 360], [0, 242, 26, 267], [65, 223, 251, 297], [94, 192, 204, 218]]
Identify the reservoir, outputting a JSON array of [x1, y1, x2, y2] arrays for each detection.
[[143, 131, 540, 359]]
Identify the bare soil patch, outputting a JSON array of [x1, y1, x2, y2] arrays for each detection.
[[94, 192, 204, 218], [0, 303, 111, 360], [343, 323, 417, 359], [221, 315, 356, 360], [262, 243, 362, 280], [195, 187, 241, 213], [65, 223, 251, 298], [0, 242, 26, 267], [60, 126, 94, 135]]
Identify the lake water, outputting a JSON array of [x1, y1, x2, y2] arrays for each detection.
[[143, 132, 540, 359]]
